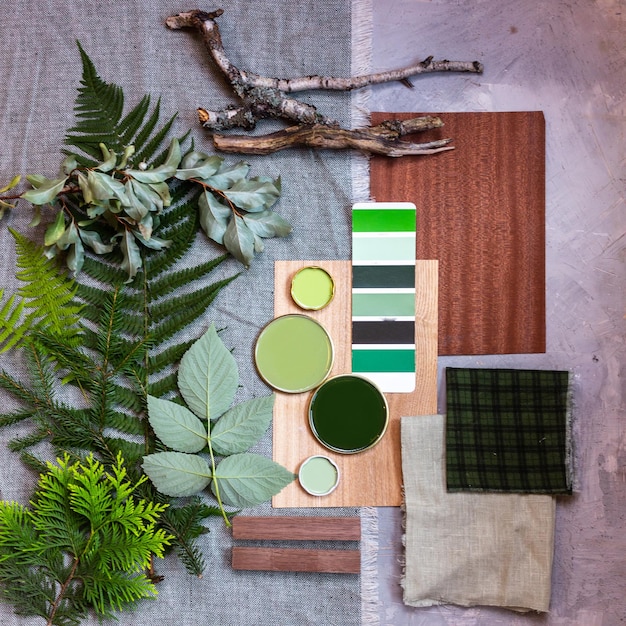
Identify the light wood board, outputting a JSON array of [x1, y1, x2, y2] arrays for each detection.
[[271, 260, 438, 507]]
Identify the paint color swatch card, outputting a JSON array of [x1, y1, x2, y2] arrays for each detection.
[[352, 202, 416, 393]]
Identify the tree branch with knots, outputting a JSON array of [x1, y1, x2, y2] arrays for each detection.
[[165, 9, 484, 156]]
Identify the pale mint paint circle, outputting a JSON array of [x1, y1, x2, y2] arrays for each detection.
[[298, 455, 340, 496]]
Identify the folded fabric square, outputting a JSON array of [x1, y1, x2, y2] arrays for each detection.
[[401, 415, 556, 612], [445, 367, 572, 494]]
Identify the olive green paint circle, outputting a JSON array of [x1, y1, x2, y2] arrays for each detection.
[[309, 375, 389, 454], [298, 455, 340, 496], [290, 266, 335, 310], [254, 314, 334, 393]]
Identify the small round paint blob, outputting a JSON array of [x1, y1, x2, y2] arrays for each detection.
[[309, 375, 389, 454], [298, 455, 340, 496], [254, 314, 334, 393], [290, 266, 335, 310]]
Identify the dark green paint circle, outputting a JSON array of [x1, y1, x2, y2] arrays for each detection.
[[308, 375, 389, 454]]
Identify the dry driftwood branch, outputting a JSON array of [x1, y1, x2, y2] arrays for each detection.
[[165, 8, 484, 156], [212, 116, 455, 157]]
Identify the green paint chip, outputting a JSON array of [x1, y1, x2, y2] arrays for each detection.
[[352, 292, 415, 317], [352, 208, 416, 232], [352, 349, 416, 373]]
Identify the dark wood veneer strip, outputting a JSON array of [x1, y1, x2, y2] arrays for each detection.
[[232, 547, 360, 574], [231, 516, 361, 541]]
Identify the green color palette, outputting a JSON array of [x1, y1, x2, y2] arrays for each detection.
[[309, 375, 389, 454], [352, 202, 417, 393], [254, 314, 334, 393]]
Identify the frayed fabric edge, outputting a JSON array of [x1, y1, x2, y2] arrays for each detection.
[[360, 506, 381, 625], [351, 0, 372, 203]]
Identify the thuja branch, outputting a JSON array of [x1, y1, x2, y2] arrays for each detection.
[[165, 8, 483, 156]]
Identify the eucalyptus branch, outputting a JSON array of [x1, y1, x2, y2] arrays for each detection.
[[165, 8, 483, 155]]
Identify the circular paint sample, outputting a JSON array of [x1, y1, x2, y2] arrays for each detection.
[[254, 314, 334, 393], [298, 455, 340, 496], [290, 266, 335, 311], [309, 375, 389, 454]]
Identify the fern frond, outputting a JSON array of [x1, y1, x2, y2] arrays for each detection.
[[65, 42, 177, 166], [146, 371, 179, 399], [7, 428, 49, 452], [159, 498, 226, 577], [148, 253, 232, 299], [0, 229, 83, 353]]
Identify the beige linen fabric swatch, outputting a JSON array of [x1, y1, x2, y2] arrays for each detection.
[[401, 415, 556, 613]]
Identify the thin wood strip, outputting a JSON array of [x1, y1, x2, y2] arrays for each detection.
[[271, 260, 438, 507], [232, 547, 360, 574], [232, 516, 361, 541]]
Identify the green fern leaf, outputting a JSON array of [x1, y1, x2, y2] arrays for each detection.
[[65, 42, 177, 165], [0, 230, 83, 353]]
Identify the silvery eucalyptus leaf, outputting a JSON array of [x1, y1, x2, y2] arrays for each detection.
[[243, 210, 292, 239], [176, 150, 222, 180], [222, 177, 281, 212], [203, 160, 250, 190], [44, 211, 67, 246], [21, 176, 67, 206], [223, 215, 255, 267], [78, 228, 114, 254], [198, 189, 231, 245]]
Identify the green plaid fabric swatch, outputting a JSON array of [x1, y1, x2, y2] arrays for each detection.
[[445, 368, 572, 494]]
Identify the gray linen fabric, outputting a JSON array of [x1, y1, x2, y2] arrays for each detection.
[[0, 1, 366, 624], [401, 415, 556, 613]]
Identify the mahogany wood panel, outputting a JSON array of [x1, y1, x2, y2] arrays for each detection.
[[370, 111, 546, 356], [232, 547, 361, 574], [271, 260, 438, 507], [232, 516, 361, 541]]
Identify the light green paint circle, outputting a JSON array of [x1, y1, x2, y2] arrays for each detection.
[[254, 314, 334, 393], [290, 266, 335, 310], [298, 455, 340, 496]]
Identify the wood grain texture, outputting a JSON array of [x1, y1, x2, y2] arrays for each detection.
[[370, 111, 546, 356], [271, 260, 438, 507], [232, 547, 361, 574], [232, 516, 361, 541]]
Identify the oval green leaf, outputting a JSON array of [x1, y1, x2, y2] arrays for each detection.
[[21, 176, 68, 206], [198, 189, 231, 245], [204, 160, 250, 190], [147, 395, 207, 453], [243, 210, 292, 239], [178, 323, 238, 421], [223, 215, 255, 267], [212, 453, 296, 508], [142, 451, 211, 497], [210, 394, 274, 456], [222, 178, 280, 212]]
